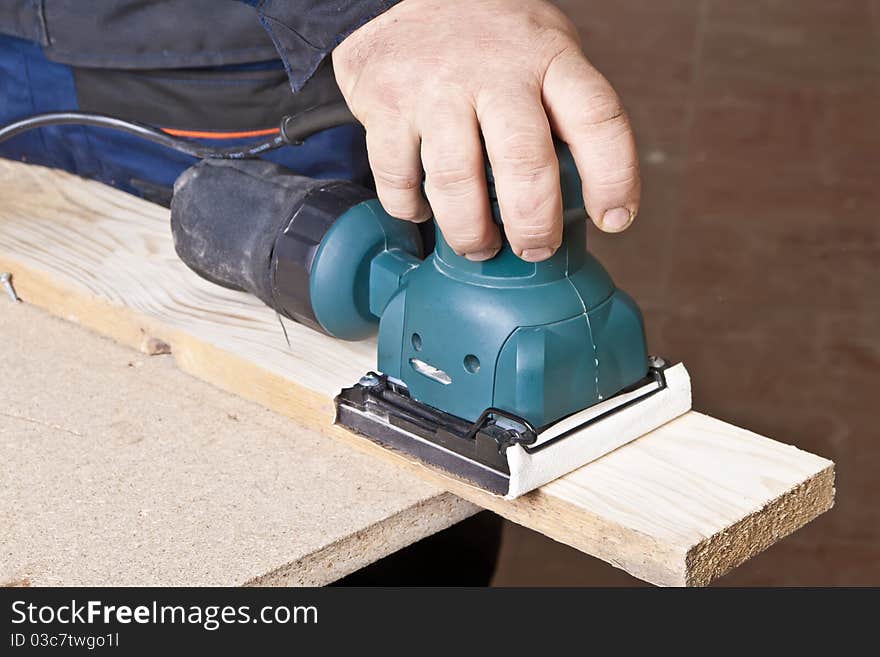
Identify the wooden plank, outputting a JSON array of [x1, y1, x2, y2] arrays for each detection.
[[0, 160, 835, 586], [0, 302, 477, 586]]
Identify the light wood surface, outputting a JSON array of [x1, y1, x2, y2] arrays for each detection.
[[0, 160, 835, 586], [0, 303, 477, 586]]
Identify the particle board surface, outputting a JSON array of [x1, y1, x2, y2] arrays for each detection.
[[0, 303, 477, 586], [0, 161, 835, 586]]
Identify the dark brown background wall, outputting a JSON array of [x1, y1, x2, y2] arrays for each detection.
[[492, 0, 880, 586]]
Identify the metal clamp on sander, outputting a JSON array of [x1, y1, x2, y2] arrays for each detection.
[[170, 141, 692, 499]]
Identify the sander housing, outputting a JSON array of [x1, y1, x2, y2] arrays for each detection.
[[171, 144, 647, 428], [170, 144, 691, 497]]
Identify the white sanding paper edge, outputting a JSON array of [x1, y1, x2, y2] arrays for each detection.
[[504, 363, 692, 499]]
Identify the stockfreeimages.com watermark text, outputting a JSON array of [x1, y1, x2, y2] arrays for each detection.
[[11, 599, 317, 632]]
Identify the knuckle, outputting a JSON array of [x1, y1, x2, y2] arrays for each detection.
[[421, 77, 467, 106], [501, 132, 548, 168], [536, 26, 581, 60], [498, 132, 554, 175], [373, 165, 423, 192], [365, 70, 407, 113], [519, 3, 578, 46], [506, 188, 559, 225], [593, 163, 640, 190], [426, 165, 479, 195], [535, 2, 579, 34], [579, 92, 627, 129]]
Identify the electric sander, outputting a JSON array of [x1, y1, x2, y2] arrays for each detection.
[[170, 142, 691, 498], [0, 107, 691, 498]]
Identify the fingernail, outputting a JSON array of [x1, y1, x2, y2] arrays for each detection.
[[601, 207, 634, 232], [520, 247, 555, 262], [465, 247, 500, 262]]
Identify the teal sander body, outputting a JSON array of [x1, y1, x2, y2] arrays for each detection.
[[316, 145, 647, 426], [171, 143, 692, 498], [0, 107, 691, 497]]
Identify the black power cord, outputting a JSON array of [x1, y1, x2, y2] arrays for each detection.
[[279, 103, 357, 145], [0, 102, 359, 159]]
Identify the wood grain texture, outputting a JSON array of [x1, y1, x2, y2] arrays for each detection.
[[0, 160, 835, 586]]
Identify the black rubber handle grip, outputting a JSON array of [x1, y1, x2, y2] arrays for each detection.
[[170, 158, 372, 332]]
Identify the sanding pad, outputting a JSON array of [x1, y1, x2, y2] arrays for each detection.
[[335, 363, 692, 499]]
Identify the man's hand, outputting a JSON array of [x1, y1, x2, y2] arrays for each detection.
[[332, 0, 640, 262]]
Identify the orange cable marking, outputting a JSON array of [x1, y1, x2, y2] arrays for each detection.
[[161, 127, 280, 140]]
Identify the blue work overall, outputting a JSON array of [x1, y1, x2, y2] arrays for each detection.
[[0, 34, 370, 202]]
